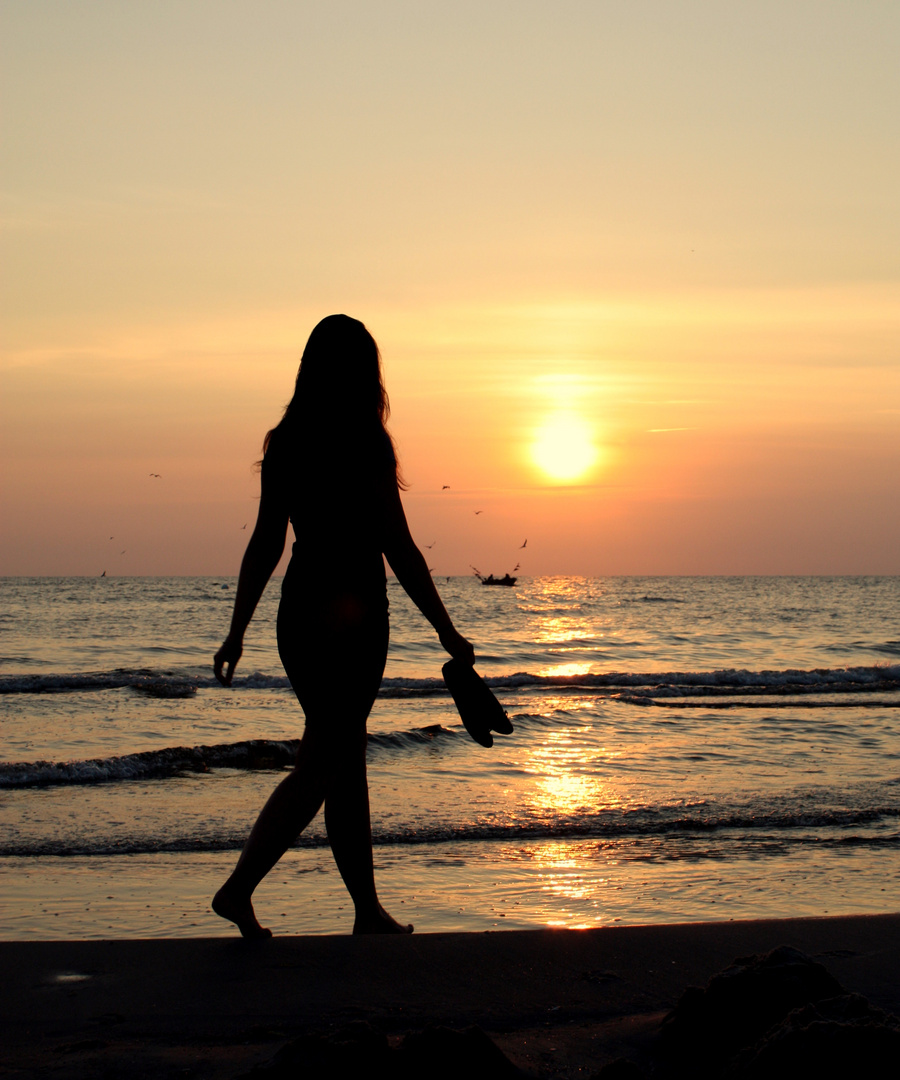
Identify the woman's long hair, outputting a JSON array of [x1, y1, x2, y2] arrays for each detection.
[[263, 315, 402, 483]]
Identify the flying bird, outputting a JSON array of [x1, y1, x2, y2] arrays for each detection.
[[442, 485, 450, 490], [149, 473, 162, 478], [520, 539, 527, 548], [425, 540, 436, 549], [474, 510, 483, 515], [241, 523, 247, 530]]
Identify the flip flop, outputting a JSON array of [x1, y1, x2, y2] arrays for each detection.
[[442, 659, 514, 748]]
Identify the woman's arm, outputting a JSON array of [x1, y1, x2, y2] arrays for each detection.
[[214, 480, 289, 686], [381, 477, 475, 665]]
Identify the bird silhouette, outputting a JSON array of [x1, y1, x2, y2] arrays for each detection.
[[149, 473, 162, 478], [241, 523, 247, 530], [442, 485, 450, 490], [474, 510, 483, 515], [520, 539, 527, 548], [425, 540, 436, 549]]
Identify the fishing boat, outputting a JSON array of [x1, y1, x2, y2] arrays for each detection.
[[471, 566, 518, 587], [480, 574, 517, 587]]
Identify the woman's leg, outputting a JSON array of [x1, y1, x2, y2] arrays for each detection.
[[214, 712, 410, 937], [214, 589, 408, 937], [321, 721, 412, 934], [317, 607, 410, 933], [212, 733, 328, 939]]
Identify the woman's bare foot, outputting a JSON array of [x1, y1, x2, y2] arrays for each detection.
[[212, 885, 272, 940], [353, 903, 413, 935]]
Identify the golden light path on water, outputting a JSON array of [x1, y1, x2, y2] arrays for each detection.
[[534, 615, 595, 647], [540, 662, 596, 678], [516, 578, 627, 926], [535, 843, 604, 930], [531, 578, 599, 653], [515, 684, 627, 927]]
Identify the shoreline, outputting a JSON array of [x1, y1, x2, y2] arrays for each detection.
[[4, 913, 899, 1078], [3, 846, 898, 942]]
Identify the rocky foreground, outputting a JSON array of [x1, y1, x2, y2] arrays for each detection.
[[3, 914, 899, 1078]]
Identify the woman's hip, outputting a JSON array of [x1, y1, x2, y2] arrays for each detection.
[[276, 594, 388, 716]]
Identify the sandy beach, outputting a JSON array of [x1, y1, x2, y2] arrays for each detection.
[[3, 913, 898, 1078]]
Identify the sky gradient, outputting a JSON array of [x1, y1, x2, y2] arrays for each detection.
[[2, 1, 898, 576]]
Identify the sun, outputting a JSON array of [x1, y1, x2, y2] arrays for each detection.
[[532, 412, 598, 483]]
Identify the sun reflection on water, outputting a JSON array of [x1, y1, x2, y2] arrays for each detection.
[[534, 614, 594, 646], [515, 707, 628, 927], [538, 661, 596, 678], [526, 578, 607, 670], [533, 840, 604, 929], [525, 727, 625, 816], [509, 577, 629, 927]]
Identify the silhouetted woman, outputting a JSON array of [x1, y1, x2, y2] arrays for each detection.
[[213, 315, 474, 937]]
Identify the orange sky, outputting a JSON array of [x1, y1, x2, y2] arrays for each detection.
[[2, 2, 898, 576]]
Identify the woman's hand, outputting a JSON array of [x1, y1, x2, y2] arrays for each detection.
[[214, 635, 243, 687], [439, 626, 476, 666]]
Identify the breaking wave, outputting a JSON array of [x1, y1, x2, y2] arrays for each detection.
[[3, 805, 898, 858], [2, 663, 898, 698], [0, 726, 460, 789]]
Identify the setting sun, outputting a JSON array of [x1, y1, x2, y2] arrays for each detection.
[[532, 412, 598, 483]]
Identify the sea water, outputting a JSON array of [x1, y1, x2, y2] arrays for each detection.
[[1, 575, 898, 939]]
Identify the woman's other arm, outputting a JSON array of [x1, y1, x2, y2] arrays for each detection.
[[214, 477, 289, 686], [381, 477, 475, 665]]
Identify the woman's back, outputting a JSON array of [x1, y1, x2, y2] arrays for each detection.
[[265, 423, 395, 601]]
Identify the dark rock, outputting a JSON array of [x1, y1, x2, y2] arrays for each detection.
[[236, 1021, 523, 1080], [590, 1058, 647, 1079], [398, 1025, 524, 1079], [238, 1024, 291, 1044], [239, 1020, 391, 1078], [53, 1038, 109, 1054], [89, 1011, 126, 1026], [581, 969, 622, 986], [731, 993, 900, 1079], [659, 945, 845, 1076]]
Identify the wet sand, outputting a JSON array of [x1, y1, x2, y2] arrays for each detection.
[[3, 914, 899, 1078]]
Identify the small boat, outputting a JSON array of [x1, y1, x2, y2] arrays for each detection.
[[480, 574, 517, 587], [471, 568, 517, 587]]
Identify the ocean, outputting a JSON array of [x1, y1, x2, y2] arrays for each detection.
[[1, 574, 898, 939]]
